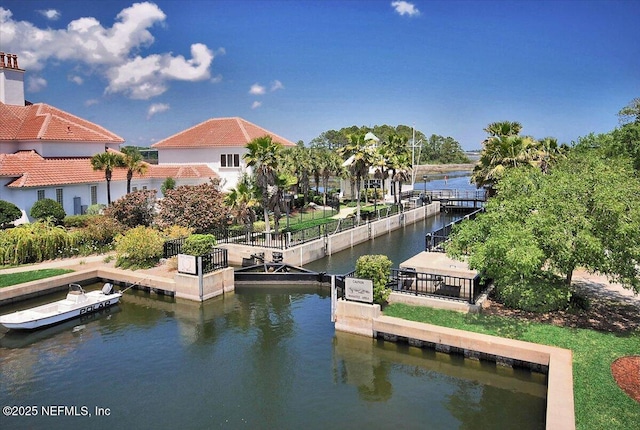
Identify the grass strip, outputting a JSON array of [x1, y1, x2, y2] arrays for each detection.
[[0, 269, 75, 288], [383, 303, 640, 430]]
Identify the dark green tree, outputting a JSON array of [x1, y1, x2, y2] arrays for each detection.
[[0, 200, 21, 228], [448, 149, 640, 312], [30, 198, 66, 224]]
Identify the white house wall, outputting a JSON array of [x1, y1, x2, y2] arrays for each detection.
[[157, 147, 246, 191]]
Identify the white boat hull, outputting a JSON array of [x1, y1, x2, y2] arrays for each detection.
[[0, 289, 122, 330]]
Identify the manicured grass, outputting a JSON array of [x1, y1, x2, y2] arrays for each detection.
[[0, 269, 74, 288], [383, 303, 640, 430]]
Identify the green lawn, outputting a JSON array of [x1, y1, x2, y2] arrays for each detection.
[[383, 303, 640, 430], [0, 269, 74, 288]]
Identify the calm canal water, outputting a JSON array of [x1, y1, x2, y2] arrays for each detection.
[[0, 173, 547, 430]]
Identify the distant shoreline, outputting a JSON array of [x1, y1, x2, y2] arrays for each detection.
[[414, 163, 476, 175]]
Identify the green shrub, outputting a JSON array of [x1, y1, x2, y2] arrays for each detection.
[[495, 274, 571, 312], [161, 177, 176, 195], [86, 204, 106, 215], [180, 234, 217, 256], [0, 200, 22, 228], [30, 198, 66, 224], [252, 221, 266, 232], [0, 220, 77, 265], [64, 214, 100, 228], [114, 226, 164, 269], [355, 254, 392, 305]]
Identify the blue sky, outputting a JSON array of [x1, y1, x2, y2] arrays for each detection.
[[1, 0, 638, 150]]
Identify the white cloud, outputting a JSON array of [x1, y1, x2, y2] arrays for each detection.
[[147, 102, 170, 119], [210, 74, 223, 84], [85, 99, 99, 107], [251, 101, 262, 109], [270, 80, 284, 92], [38, 9, 60, 21], [27, 76, 47, 92], [0, 3, 220, 100], [69, 75, 83, 85], [249, 83, 266, 95], [391, 1, 420, 17]]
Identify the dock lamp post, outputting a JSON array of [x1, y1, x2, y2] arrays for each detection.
[[422, 175, 428, 205], [284, 193, 294, 230]]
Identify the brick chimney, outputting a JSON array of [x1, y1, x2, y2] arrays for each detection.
[[0, 52, 26, 106]]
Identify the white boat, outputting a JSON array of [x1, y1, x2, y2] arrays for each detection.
[[0, 283, 122, 330]]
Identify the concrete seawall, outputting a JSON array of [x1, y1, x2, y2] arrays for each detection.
[[222, 201, 440, 267], [334, 299, 575, 430], [0, 267, 235, 306]]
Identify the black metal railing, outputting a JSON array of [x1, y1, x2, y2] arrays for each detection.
[[163, 237, 186, 258], [388, 268, 485, 304], [199, 248, 228, 274], [423, 189, 487, 202], [425, 207, 484, 252], [334, 270, 355, 300]]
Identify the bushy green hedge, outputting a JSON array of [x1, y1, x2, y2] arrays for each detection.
[[355, 254, 392, 304], [114, 226, 164, 269], [180, 234, 217, 256], [30, 198, 66, 224]]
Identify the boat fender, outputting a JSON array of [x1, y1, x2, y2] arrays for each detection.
[[102, 282, 114, 295]]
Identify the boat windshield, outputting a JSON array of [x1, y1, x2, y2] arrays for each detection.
[[68, 284, 86, 294]]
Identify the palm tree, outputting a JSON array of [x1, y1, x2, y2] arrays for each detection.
[[121, 146, 148, 193], [337, 133, 380, 222], [243, 136, 282, 233], [91, 151, 125, 205], [536, 137, 567, 174], [384, 134, 410, 205], [283, 144, 311, 205], [319, 149, 345, 206], [225, 174, 259, 228], [471, 121, 540, 195], [483, 121, 523, 138]]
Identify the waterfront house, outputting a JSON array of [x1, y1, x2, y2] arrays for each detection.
[[151, 117, 297, 191], [0, 53, 216, 222]]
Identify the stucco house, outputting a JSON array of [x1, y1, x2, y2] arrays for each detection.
[[151, 117, 297, 191], [0, 53, 216, 223]]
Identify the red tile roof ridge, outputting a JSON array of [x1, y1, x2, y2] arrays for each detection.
[[151, 116, 295, 148], [34, 103, 125, 142]]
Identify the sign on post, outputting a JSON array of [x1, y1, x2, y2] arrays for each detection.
[[345, 278, 373, 304], [178, 254, 197, 275]]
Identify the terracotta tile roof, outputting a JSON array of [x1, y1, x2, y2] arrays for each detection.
[[0, 150, 217, 188], [0, 102, 124, 143], [151, 117, 296, 149]]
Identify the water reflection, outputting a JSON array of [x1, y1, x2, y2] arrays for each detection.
[[0, 286, 545, 429]]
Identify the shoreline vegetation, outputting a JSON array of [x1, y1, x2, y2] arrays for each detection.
[[414, 163, 476, 175]]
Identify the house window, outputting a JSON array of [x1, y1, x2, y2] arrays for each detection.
[[364, 179, 381, 189], [220, 154, 240, 167], [37, 189, 45, 200], [56, 188, 63, 205], [132, 186, 138, 192], [90, 186, 97, 205]]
